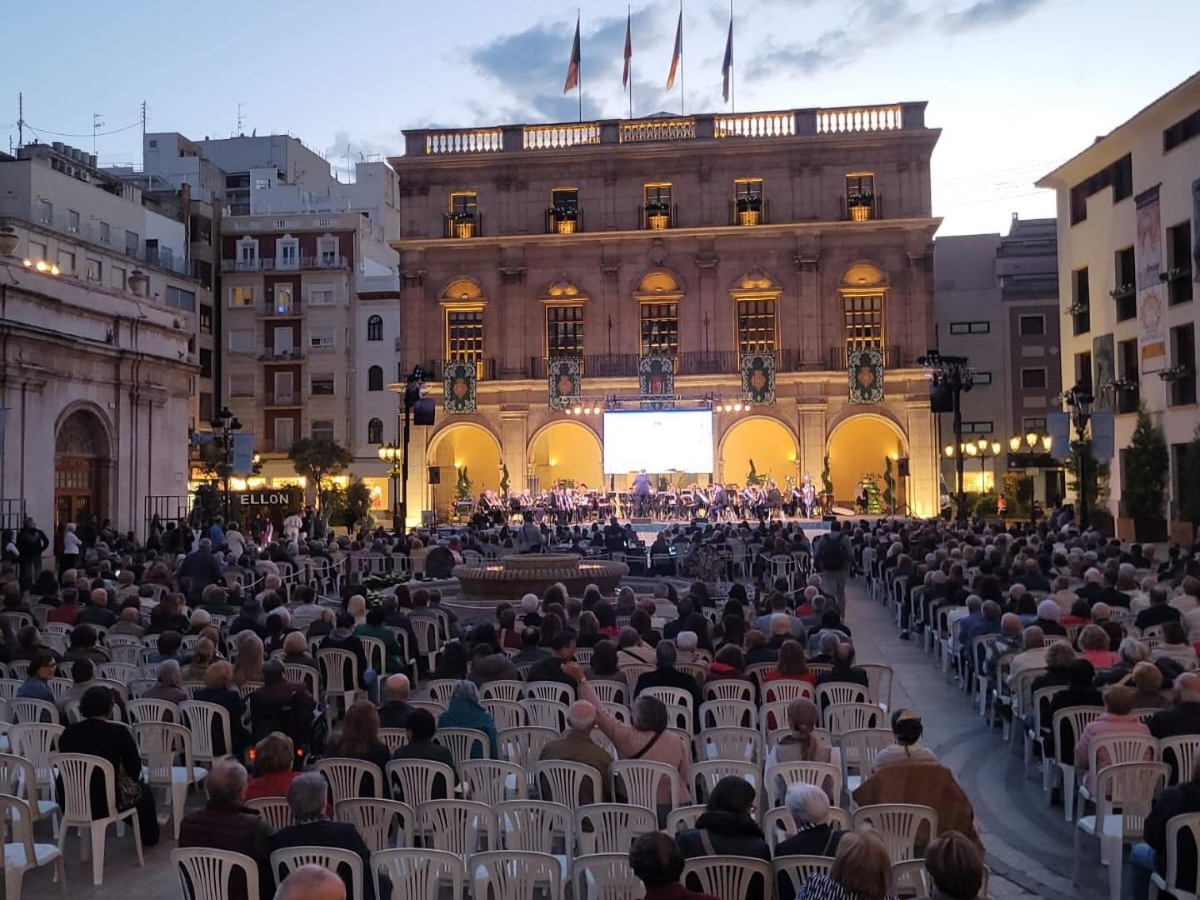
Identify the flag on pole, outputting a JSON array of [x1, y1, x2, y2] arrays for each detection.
[[622, 10, 632, 88], [563, 15, 581, 94], [721, 15, 733, 102], [666, 8, 683, 90]]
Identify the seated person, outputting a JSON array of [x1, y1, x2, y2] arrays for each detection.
[[872, 708, 938, 771], [776, 783, 844, 857]]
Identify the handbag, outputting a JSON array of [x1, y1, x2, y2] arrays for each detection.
[[116, 765, 142, 811]]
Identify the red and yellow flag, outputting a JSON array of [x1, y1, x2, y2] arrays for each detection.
[[563, 16, 581, 94], [665, 8, 682, 91]]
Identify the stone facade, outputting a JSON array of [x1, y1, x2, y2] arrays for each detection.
[[389, 105, 942, 522]]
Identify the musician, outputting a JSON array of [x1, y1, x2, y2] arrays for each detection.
[[632, 470, 653, 517], [710, 483, 728, 521], [766, 480, 783, 521], [801, 475, 817, 519]]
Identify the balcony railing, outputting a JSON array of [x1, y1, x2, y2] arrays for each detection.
[[841, 195, 881, 222], [220, 255, 349, 273], [258, 348, 304, 362], [829, 344, 905, 370], [1167, 267, 1194, 306], [529, 349, 817, 380], [405, 103, 924, 156], [257, 299, 302, 318], [425, 357, 498, 381], [640, 204, 676, 231], [728, 199, 769, 227], [443, 214, 483, 240], [265, 392, 300, 407], [546, 208, 584, 235]]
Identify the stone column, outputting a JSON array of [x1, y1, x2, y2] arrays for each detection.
[[904, 399, 937, 518], [406, 424, 431, 530], [500, 410, 529, 495], [796, 402, 827, 485]]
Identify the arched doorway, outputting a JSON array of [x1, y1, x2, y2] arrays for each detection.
[[528, 421, 602, 493], [426, 422, 502, 516], [719, 416, 798, 489], [825, 414, 906, 507], [54, 408, 111, 528]]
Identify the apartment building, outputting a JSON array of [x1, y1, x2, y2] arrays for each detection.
[[389, 102, 942, 522], [1038, 70, 1200, 519]]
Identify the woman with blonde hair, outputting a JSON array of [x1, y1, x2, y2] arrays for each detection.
[[245, 731, 300, 801], [183, 637, 215, 682], [233, 631, 265, 685], [194, 659, 248, 755], [766, 697, 832, 766], [797, 827, 896, 900], [346, 594, 368, 626], [1130, 660, 1169, 710]]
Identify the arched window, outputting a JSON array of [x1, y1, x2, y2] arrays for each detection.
[[368, 365, 384, 391], [367, 315, 383, 342], [367, 418, 383, 444]]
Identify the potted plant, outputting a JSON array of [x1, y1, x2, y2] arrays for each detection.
[[847, 192, 874, 222], [1122, 408, 1169, 542], [735, 195, 762, 226], [449, 210, 476, 239], [644, 200, 671, 231], [819, 454, 834, 514], [549, 204, 578, 235]]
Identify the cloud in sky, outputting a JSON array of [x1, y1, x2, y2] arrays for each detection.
[[940, 0, 1053, 33]]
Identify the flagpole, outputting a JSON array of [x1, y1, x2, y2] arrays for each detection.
[[680, 0, 685, 116], [730, 0, 735, 113], [628, 5, 633, 119], [577, 9, 583, 123]]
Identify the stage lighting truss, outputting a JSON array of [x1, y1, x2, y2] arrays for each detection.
[[562, 399, 603, 416], [711, 396, 749, 413]]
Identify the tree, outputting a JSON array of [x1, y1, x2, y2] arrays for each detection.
[[1180, 426, 1200, 526], [345, 479, 373, 529], [1122, 408, 1169, 521], [287, 438, 353, 515], [746, 459, 764, 486], [882, 457, 896, 512], [821, 454, 834, 496], [499, 462, 510, 498], [455, 466, 473, 502]]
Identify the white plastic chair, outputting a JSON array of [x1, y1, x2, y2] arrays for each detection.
[[0, 753, 59, 837], [52, 752, 144, 885], [690, 761, 760, 805], [483, 699, 525, 732], [97, 663, 140, 684], [171, 847, 258, 900], [134, 721, 208, 839], [694, 727, 764, 765], [838, 728, 894, 792], [317, 648, 366, 723], [823, 702, 886, 737], [335, 798, 414, 853], [681, 855, 773, 900], [372, 848, 465, 900], [1074, 762, 1169, 900], [698, 699, 757, 730], [470, 850, 564, 900], [9, 700, 57, 727], [481, 680, 524, 702], [436, 727, 489, 768], [499, 727, 559, 773], [282, 664, 319, 699], [859, 663, 894, 712], [1161, 735, 1200, 785], [126, 699, 180, 725], [611, 760, 681, 814], [665, 805, 705, 833], [496, 800, 572, 855], [762, 681, 814, 704], [531, 760, 604, 811], [417, 799, 498, 860], [7, 723, 62, 806], [703, 680, 754, 703], [1049, 705, 1104, 821], [852, 803, 939, 864], [574, 803, 656, 856], [0, 791, 64, 900], [385, 759, 455, 808], [571, 852, 645, 900], [317, 757, 383, 802], [461, 759, 528, 806], [425, 679, 459, 706], [526, 682, 575, 705], [179, 701, 233, 767], [774, 855, 835, 899], [245, 797, 294, 830], [271, 846, 363, 900], [524, 699, 570, 732], [766, 761, 842, 808], [589, 682, 627, 706], [1150, 811, 1200, 900]]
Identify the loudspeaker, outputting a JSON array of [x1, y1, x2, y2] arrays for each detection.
[[412, 397, 436, 426], [822, 514, 836, 522], [897, 457, 910, 478], [929, 382, 953, 413], [428, 466, 441, 485]]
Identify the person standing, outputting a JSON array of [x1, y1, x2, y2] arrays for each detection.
[[15, 517, 48, 591], [633, 470, 653, 518], [815, 522, 853, 614]]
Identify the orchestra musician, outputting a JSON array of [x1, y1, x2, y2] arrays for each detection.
[[710, 483, 728, 521], [632, 469, 653, 517], [766, 479, 783, 521], [800, 474, 817, 518]]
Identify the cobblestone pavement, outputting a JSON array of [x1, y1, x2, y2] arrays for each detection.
[[23, 575, 1108, 900]]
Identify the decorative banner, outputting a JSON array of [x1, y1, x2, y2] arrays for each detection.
[[231, 433, 256, 476], [741, 352, 776, 405], [848, 348, 884, 404], [1092, 334, 1115, 412], [638, 355, 674, 410], [1047, 412, 1071, 460], [1135, 185, 1166, 373], [443, 361, 477, 414], [547, 357, 582, 410], [1091, 411, 1116, 462]]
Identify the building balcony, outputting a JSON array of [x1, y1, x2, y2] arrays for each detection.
[[545, 207, 584, 235], [258, 348, 304, 362], [1166, 267, 1194, 306], [639, 204, 676, 231], [265, 393, 302, 408], [257, 300, 303, 318], [841, 195, 880, 222], [443, 214, 482, 239], [405, 103, 925, 157], [728, 199, 769, 227], [829, 344, 905, 370], [426, 357, 498, 381], [219, 255, 349, 273]]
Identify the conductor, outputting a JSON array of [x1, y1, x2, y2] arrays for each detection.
[[632, 469, 653, 517]]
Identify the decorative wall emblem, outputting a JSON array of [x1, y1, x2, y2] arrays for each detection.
[[848, 348, 884, 404], [741, 353, 776, 405], [547, 357, 582, 410], [639, 355, 675, 410], [443, 361, 477, 414]]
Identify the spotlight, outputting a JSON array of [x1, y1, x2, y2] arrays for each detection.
[[734, 403, 743, 412], [35, 261, 48, 272], [564, 408, 573, 416], [573, 406, 582, 415]]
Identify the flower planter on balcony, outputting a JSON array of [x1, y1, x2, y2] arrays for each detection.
[[648, 213, 669, 231], [849, 205, 871, 222], [738, 209, 761, 226], [454, 221, 476, 239], [555, 218, 576, 235]]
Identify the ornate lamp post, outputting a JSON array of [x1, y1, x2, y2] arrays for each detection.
[[209, 406, 242, 521], [377, 443, 403, 534], [1061, 384, 1095, 525], [919, 351, 974, 522]]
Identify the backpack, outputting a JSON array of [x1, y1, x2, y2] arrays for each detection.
[[818, 535, 848, 572]]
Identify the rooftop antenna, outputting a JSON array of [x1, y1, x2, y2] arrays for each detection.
[[17, 92, 24, 148], [237, 102, 245, 137], [92, 113, 105, 155]]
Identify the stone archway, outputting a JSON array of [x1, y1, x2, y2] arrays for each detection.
[[527, 420, 603, 492], [54, 407, 112, 529], [825, 413, 907, 506], [718, 415, 798, 489], [426, 422, 503, 516]]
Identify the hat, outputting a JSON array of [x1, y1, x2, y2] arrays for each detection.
[[891, 708, 921, 727]]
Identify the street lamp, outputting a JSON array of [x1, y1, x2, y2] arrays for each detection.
[[397, 366, 433, 536], [377, 443, 402, 533], [209, 406, 242, 521], [919, 351, 975, 522], [1061, 383, 1095, 526]]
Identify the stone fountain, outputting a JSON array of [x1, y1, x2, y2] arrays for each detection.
[[448, 553, 629, 620]]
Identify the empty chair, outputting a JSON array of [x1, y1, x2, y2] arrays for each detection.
[[270, 847, 364, 900], [371, 848, 465, 900], [816, 683, 869, 709], [317, 648, 366, 722], [699, 699, 757, 730], [461, 759, 528, 806], [531, 760, 605, 811], [180, 701, 234, 767], [524, 699, 570, 732], [694, 727, 764, 765], [774, 855, 835, 899], [10, 699, 57, 726], [483, 699, 525, 732], [52, 752, 145, 885], [703, 680, 755, 703], [765, 761, 842, 808], [681, 856, 773, 900], [496, 800, 572, 855], [666, 805, 706, 833], [0, 790, 64, 900], [611, 760, 682, 816], [526, 682, 575, 705], [690, 760, 760, 806], [1073, 762, 1169, 900], [316, 757, 383, 804], [0, 752, 59, 836], [335, 798, 414, 854], [417, 800, 498, 861], [385, 759, 455, 808], [499, 727, 559, 772], [762, 681, 814, 704], [126, 698, 181, 725], [469, 850, 564, 900], [481, 680, 524, 703], [436, 727, 489, 768], [859, 664, 894, 712], [574, 803, 657, 856], [571, 853, 645, 900], [1149, 811, 1200, 899], [425, 679, 459, 706], [134, 721, 208, 840], [171, 847, 259, 900], [823, 703, 885, 737], [852, 803, 939, 864], [838, 728, 894, 793]]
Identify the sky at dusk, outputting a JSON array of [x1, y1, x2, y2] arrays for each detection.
[[3, 0, 1198, 236]]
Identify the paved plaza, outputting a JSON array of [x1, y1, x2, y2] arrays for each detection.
[[20, 575, 1103, 900]]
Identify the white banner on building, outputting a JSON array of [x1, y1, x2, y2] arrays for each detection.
[[1090, 412, 1116, 463], [1135, 185, 1166, 373], [1047, 412, 1071, 461]]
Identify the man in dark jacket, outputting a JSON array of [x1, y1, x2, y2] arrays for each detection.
[[1137, 587, 1183, 632], [815, 643, 870, 693], [249, 659, 316, 745], [15, 517, 49, 591], [1150, 672, 1200, 739], [1129, 744, 1200, 900], [526, 631, 580, 691], [270, 772, 377, 900], [178, 760, 275, 900], [635, 640, 703, 732], [177, 538, 224, 605], [378, 674, 414, 729]]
